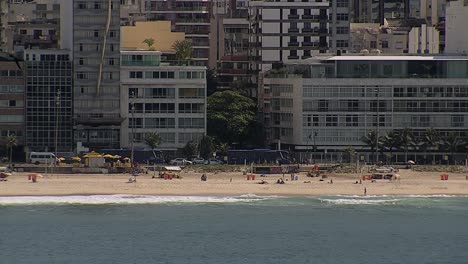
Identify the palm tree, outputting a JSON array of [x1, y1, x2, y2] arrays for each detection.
[[172, 40, 193, 64], [399, 128, 415, 163], [142, 38, 155, 51], [361, 130, 379, 163], [6, 133, 17, 169], [381, 130, 401, 164], [443, 132, 465, 165], [423, 128, 441, 164]]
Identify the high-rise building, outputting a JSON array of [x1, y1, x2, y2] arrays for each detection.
[[23, 49, 73, 153], [73, 0, 122, 150], [137, 0, 211, 67], [351, 0, 411, 24], [249, 0, 351, 73], [120, 50, 207, 153], [445, 0, 468, 54], [259, 54, 468, 162], [0, 53, 25, 159]]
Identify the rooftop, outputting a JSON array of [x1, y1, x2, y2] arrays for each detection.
[[300, 54, 468, 63]]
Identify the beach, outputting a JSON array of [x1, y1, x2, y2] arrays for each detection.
[[1, 169, 467, 196]]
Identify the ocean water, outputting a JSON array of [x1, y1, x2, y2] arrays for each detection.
[[1, 195, 468, 264]]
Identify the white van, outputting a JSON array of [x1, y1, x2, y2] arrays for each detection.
[[29, 152, 56, 165]]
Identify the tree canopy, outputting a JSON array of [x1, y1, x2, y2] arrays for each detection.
[[172, 40, 193, 63], [142, 38, 155, 51], [145, 132, 161, 150], [207, 90, 257, 146]]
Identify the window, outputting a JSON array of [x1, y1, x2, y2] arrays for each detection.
[[326, 115, 338, 127], [77, 2, 86, 9], [318, 100, 328, 111], [336, 13, 349, 21], [109, 31, 116, 38], [9, 100, 16, 107], [381, 40, 389, 49], [79, 44, 83, 51], [337, 0, 349, 7], [346, 115, 358, 127], [108, 58, 114, 65], [94, 2, 101, 9], [79, 58, 84, 65], [129, 71, 143, 79], [336, 40, 349, 47], [94, 30, 99, 38], [336, 27, 349, 34], [370, 41, 377, 49], [452, 115, 464, 127]]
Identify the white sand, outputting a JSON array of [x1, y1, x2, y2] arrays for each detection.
[[0, 169, 467, 196]]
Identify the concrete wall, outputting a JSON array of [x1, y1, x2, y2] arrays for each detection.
[[445, 0, 468, 54]]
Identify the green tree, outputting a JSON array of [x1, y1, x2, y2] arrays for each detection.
[[443, 132, 465, 165], [172, 40, 193, 64], [361, 130, 379, 163], [423, 128, 441, 164], [399, 128, 415, 162], [145, 132, 161, 150], [181, 141, 198, 158], [206, 69, 218, 96], [216, 142, 229, 157], [199, 136, 216, 159], [6, 133, 17, 168], [142, 38, 155, 51], [342, 145, 356, 163], [207, 90, 256, 146], [381, 130, 401, 164]]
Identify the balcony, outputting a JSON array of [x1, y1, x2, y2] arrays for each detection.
[[287, 14, 300, 19], [302, 15, 319, 20], [218, 68, 249, 75], [287, 55, 299, 60], [288, 28, 299, 33], [302, 28, 313, 33], [74, 114, 123, 126], [288, 42, 300, 47]]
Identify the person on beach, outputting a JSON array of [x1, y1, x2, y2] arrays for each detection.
[[364, 187, 367, 196]]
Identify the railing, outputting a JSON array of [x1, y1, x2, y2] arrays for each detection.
[[74, 114, 123, 125]]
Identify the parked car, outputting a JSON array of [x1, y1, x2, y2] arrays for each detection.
[[204, 158, 224, 165], [192, 157, 206, 164], [169, 158, 193, 165]]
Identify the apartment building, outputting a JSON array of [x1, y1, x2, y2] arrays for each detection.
[[140, 0, 211, 67], [351, 0, 411, 24], [445, 0, 468, 54], [249, 0, 351, 73], [23, 49, 73, 153], [0, 53, 25, 158], [120, 50, 207, 152], [259, 55, 468, 162], [73, 0, 122, 150]]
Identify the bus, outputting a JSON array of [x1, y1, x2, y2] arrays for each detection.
[[101, 149, 165, 164], [227, 149, 291, 165]]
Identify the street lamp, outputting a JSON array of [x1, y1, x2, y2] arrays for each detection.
[[130, 91, 135, 171], [374, 88, 379, 164], [54, 89, 61, 163]]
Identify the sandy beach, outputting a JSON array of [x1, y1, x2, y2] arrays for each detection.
[[1, 169, 467, 196]]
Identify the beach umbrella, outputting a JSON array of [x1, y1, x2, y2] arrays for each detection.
[[103, 154, 114, 158], [27, 173, 43, 178], [407, 160, 415, 164], [58, 157, 66, 161], [72, 156, 81, 161], [113, 155, 121, 159], [123, 157, 131, 161]]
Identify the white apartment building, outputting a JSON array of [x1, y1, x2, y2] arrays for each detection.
[[259, 55, 468, 162], [249, 0, 351, 72], [445, 0, 468, 54], [120, 51, 207, 151]]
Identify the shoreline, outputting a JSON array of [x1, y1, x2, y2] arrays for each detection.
[[1, 170, 467, 197]]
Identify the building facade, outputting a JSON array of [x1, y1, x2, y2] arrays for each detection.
[[0, 53, 25, 158], [23, 49, 73, 153], [73, 0, 122, 150], [445, 0, 468, 54], [120, 51, 207, 152], [249, 0, 351, 73], [260, 55, 468, 162]]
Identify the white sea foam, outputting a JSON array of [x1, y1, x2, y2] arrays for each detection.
[[319, 197, 400, 205], [0, 194, 273, 205]]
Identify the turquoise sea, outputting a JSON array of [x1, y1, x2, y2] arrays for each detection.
[[1, 195, 468, 264]]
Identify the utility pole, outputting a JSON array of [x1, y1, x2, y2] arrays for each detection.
[[375, 88, 379, 164]]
